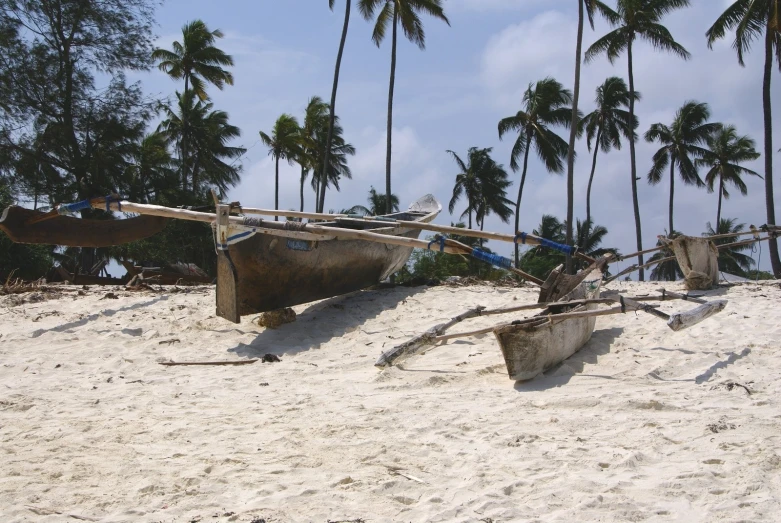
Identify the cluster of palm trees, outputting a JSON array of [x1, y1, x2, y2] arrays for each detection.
[[146, 1, 779, 281], [260, 97, 355, 218], [260, 0, 449, 218], [149, 20, 246, 202], [487, 0, 778, 279]]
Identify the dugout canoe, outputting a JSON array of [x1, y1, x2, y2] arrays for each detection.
[[493, 264, 604, 381], [223, 194, 441, 316]]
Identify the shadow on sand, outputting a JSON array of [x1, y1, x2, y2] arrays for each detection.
[[227, 286, 426, 359], [30, 295, 170, 338], [513, 326, 624, 392]]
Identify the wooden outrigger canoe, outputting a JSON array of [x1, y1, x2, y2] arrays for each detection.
[[223, 194, 442, 315], [493, 263, 604, 381]]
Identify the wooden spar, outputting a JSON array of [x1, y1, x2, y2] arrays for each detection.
[[606, 227, 771, 265], [434, 294, 727, 343], [231, 205, 595, 264], [605, 234, 773, 282], [93, 200, 543, 284], [605, 256, 675, 283], [374, 306, 486, 367]]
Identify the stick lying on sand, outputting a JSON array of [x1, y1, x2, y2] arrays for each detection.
[[159, 359, 258, 366]]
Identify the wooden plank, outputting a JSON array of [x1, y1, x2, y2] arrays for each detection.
[[215, 202, 240, 324], [667, 300, 727, 332]]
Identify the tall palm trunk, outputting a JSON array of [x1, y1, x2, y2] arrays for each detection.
[[627, 37, 645, 280], [181, 75, 190, 193], [763, 27, 780, 276], [314, 178, 321, 213], [468, 209, 472, 229], [565, 0, 585, 274], [668, 159, 675, 235], [716, 177, 724, 227], [300, 166, 306, 212], [385, 10, 399, 214], [586, 127, 602, 223], [274, 156, 280, 221], [513, 135, 533, 266], [320, 0, 351, 214]]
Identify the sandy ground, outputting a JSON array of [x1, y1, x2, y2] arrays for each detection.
[[1, 279, 780, 522]]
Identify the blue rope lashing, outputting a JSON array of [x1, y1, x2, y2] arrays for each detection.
[[471, 248, 513, 270], [427, 235, 446, 252], [105, 194, 122, 212], [57, 199, 93, 216], [538, 236, 575, 255], [513, 232, 528, 245]]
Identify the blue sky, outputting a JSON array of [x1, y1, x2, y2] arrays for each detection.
[[130, 0, 780, 272]]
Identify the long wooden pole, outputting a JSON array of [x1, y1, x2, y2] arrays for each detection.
[[236, 205, 592, 262], [93, 200, 544, 285]]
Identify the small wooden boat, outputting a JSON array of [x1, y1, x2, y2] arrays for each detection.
[[493, 263, 604, 381], [225, 195, 441, 316], [0, 205, 167, 247], [660, 235, 719, 290]]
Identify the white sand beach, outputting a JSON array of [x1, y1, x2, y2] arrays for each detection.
[[1, 279, 780, 522]]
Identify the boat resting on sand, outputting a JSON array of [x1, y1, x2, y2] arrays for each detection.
[[660, 235, 719, 290], [222, 195, 441, 316], [494, 263, 603, 381]]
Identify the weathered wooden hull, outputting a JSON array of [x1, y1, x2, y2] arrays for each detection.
[[0, 205, 168, 247], [494, 266, 603, 381], [226, 196, 441, 315], [662, 235, 719, 290]]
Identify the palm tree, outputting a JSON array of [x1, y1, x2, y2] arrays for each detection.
[[498, 77, 575, 266], [586, 0, 691, 281], [446, 147, 510, 229], [705, 218, 756, 276], [707, 1, 781, 277], [475, 172, 514, 232], [321, 0, 353, 217], [346, 186, 400, 215], [565, 0, 601, 273], [311, 120, 355, 212], [645, 101, 719, 235], [579, 76, 639, 223], [158, 91, 245, 200], [358, 0, 450, 213], [152, 20, 234, 193], [698, 125, 761, 226], [152, 20, 234, 100], [648, 231, 683, 282], [517, 214, 566, 279], [259, 114, 301, 220], [298, 97, 330, 212], [124, 132, 178, 203]]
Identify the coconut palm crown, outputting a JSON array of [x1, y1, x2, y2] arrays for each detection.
[[498, 77, 576, 266], [697, 125, 761, 226], [578, 76, 639, 223], [645, 101, 720, 235]]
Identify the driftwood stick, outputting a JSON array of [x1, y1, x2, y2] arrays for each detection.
[[159, 359, 258, 366]]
